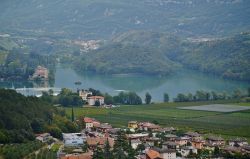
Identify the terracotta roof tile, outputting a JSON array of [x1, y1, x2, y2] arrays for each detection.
[[146, 149, 162, 159]]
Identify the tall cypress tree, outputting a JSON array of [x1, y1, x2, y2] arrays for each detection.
[[145, 92, 152, 104], [104, 139, 112, 159], [71, 107, 74, 122]]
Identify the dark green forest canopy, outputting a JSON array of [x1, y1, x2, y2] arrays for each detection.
[[0, 89, 78, 143], [0, 89, 53, 143]]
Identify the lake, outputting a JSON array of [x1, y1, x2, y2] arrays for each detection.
[[1, 66, 249, 102], [54, 67, 249, 102]]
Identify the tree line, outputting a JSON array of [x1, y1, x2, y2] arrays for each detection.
[[43, 87, 250, 107], [173, 89, 250, 102]]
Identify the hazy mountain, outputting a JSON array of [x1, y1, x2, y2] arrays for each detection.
[[0, 0, 250, 39]]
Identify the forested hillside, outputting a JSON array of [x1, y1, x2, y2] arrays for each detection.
[[174, 32, 250, 81], [75, 31, 250, 81], [74, 42, 180, 75], [0, 37, 56, 80], [0, 89, 77, 143], [0, 89, 52, 143]]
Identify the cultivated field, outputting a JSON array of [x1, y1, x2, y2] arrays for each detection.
[[65, 101, 250, 141], [178, 104, 250, 112]]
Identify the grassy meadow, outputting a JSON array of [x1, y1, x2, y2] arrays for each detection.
[[65, 101, 250, 141]]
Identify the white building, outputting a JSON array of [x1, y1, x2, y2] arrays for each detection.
[[36, 133, 52, 143], [78, 90, 92, 101], [131, 139, 142, 149], [63, 133, 86, 147], [179, 146, 197, 157], [148, 148, 176, 159], [87, 96, 104, 106], [228, 138, 248, 147], [160, 149, 176, 159]]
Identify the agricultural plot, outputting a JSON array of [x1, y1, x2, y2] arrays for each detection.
[[65, 102, 250, 141], [178, 104, 250, 112]]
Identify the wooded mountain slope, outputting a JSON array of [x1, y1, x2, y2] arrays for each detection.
[[0, 89, 53, 143], [75, 31, 250, 81], [174, 32, 250, 81]]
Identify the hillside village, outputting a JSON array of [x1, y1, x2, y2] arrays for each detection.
[[36, 116, 250, 159]]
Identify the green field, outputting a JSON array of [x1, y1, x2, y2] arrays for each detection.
[[65, 101, 250, 141]]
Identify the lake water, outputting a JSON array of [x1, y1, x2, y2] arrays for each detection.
[[54, 67, 249, 102], [1, 67, 249, 102]]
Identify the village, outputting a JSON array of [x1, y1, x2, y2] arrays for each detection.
[[22, 68, 250, 159], [35, 116, 250, 159]]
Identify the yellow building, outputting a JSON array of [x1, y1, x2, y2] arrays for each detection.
[[128, 121, 138, 129]]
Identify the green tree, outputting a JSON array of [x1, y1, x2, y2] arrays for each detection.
[[60, 88, 72, 96], [152, 120, 159, 125], [195, 90, 207, 101], [136, 144, 145, 154], [93, 147, 104, 159], [104, 93, 114, 105], [213, 146, 220, 157], [31, 118, 45, 133], [0, 130, 9, 143], [71, 107, 75, 122], [95, 100, 101, 106], [174, 93, 187, 102], [233, 89, 242, 99], [187, 93, 193, 101], [113, 91, 142, 105], [211, 91, 218, 100], [145, 92, 152, 104], [48, 89, 54, 96], [163, 93, 169, 102], [47, 126, 62, 139], [113, 147, 126, 159], [104, 139, 112, 159], [205, 92, 211, 101]]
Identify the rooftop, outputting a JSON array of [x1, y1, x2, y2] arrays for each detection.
[[184, 132, 201, 137], [165, 134, 178, 138], [152, 147, 176, 153], [129, 121, 138, 124], [63, 133, 85, 140], [87, 96, 104, 99], [146, 149, 162, 159], [86, 137, 114, 147], [207, 136, 224, 141]]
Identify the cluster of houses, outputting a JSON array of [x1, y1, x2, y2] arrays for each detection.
[[71, 40, 100, 53], [58, 117, 115, 159], [48, 118, 250, 159]]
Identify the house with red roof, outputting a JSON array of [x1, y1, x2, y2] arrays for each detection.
[[83, 117, 100, 130]]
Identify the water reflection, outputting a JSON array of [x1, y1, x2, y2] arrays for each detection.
[[54, 67, 250, 102]]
